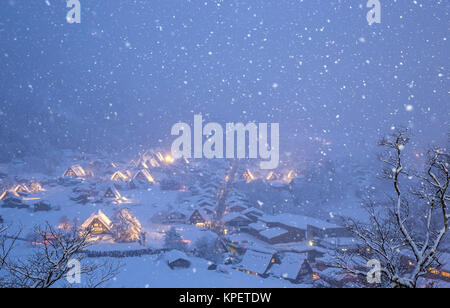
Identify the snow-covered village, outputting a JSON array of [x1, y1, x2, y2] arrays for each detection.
[[0, 144, 448, 288], [0, 1, 448, 290]]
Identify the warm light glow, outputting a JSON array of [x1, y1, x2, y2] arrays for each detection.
[[164, 155, 174, 164], [245, 169, 255, 183], [22, 197, 41, 201], [308, 240, 314, 247], [157, 152, 165, 162], [312, 273, 321, 280], [266, 171, 275, 181], [63, 165, 87, 178], [429, 269, 440, 275], [134, 169, 155, 183], [286, 170, 297, 183], [110, 171, 130, 182], [29, 182, 45, 192]]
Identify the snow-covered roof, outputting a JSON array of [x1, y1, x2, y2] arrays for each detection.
[[111, 171, 130, 182], [165, 250, 190, 264], [260, 227, 289, 240], [81, 210, 112, 230], [261, 214, 341, 230], [190, 209, 212, 221], [229, 204, 248, 210], [64, 165, 86, 177], [269, 252, 308, 280], [238, 250, 274, 274], [243, 207, 264, 216], [0, 190, 20, 200], [224, 213, 252, 223], [133, 169, 154, 183], [319, 237, 359, 247], [248, 222, 268, 232]]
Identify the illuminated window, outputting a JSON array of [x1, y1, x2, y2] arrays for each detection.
[[429, 269, 440, 275]]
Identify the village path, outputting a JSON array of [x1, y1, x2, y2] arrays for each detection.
[[215, 160, 239, 221]]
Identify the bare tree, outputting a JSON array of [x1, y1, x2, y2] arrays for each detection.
[[1, 223, 120, 288], [0, 226, 20, 271], [335, 129, 449, 288]]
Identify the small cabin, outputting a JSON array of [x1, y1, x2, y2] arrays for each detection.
[[81, 210, 112, 235], [165, 250, 191, 270], [110, 171, 130, 182], [133, 169, 155, 184], [0, 190, 19, 201], [189, 210, 211, 228], [104, 187, 121, 199], [235, 250, 280, 277], [13, 184, 30, 196], [268, 252, 313, 283], [63, 165, 88, 178]]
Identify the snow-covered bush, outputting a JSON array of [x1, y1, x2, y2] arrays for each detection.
[[163, 227, 188, 252], [194, 235, 224, 263]]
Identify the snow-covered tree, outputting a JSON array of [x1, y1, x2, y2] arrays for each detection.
[[163, 227, 188, 251], [194, 235, 225, 263], [0, 223, 120, 288], [111, 208, 142, 243], [335, 129, 449, 288]]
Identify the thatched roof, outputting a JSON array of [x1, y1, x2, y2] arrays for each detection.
[[81, 210, 112, 232]]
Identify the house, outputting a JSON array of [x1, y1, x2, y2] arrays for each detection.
[[165, 250, 191, 270], [265, 171, 279, 181], [260, 214, 349, 241], [1, 196, 28, 209], [268, 252, 312, 283], [13, 184, 30, 196], [228, 204, 248, 213], [224, 213, 253, 231], [318, 237, 360, 252], [235, 250, 279, 277], [259, 227, 293, 245], [127, 160, 139, 169], [104, 186, 122, 199], [0, 190, 19, 201], [243, 208, 264, 222], [110, 171, 130, 182], [133, 169, 155, 184], [63, 165, 89, 178], [189, 210, 211, 228], [248, 221, 268, 233], [29, 182, 44, 193], [81, 210, 112, 235], [34, 202, 52, 212]]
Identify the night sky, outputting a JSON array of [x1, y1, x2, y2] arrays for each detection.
[[0, 1, 448, 162]]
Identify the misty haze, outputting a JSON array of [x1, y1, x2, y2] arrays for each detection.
[[0, 1, 448, 290]]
